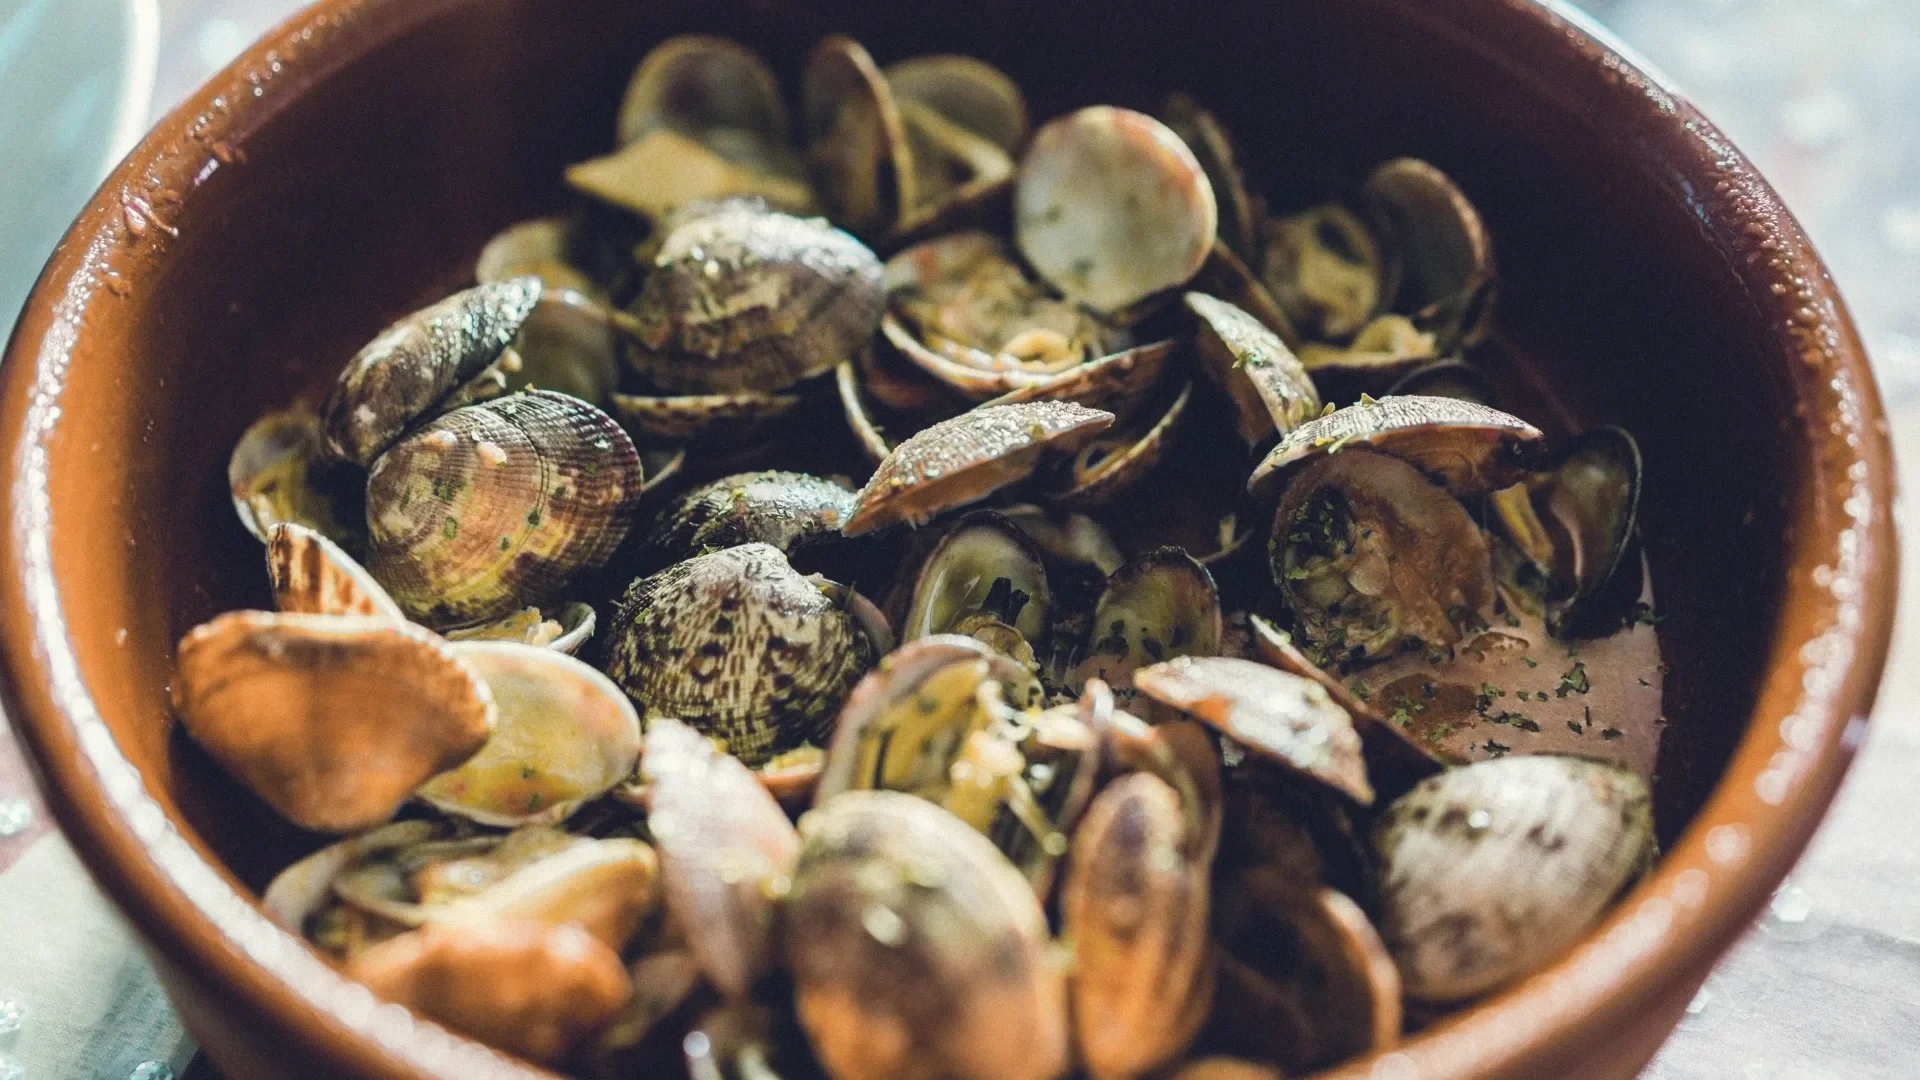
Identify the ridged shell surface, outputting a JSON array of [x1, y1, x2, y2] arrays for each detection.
[[642, 471, 857, 566]]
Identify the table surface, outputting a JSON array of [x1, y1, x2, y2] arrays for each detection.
[[1, 1, 1916, 1078]]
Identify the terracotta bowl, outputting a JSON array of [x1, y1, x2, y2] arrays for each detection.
[[0, 0, 1896, 1077]]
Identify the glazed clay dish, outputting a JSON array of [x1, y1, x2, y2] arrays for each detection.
[[0, 1, 1895, 1079]]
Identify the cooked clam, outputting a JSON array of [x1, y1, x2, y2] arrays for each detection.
[[567, 128, 816, 224], [805, 36, 915, 239], [229, 408, 365, 547], [1372, 755, 1654, 1002], [1169, 1060, 1284, 1080], [1260, 204, 1382, 342], [266, 521, 404, 621], [885, 54, 1029, 154], [1134, 655, 1370, 804], [1248, 395, 1545, 500], [610, 389, 801, 446], [1541, 427, 1644, 638], [171, 612, 494, 833], [997, 503, 1126, 578], [895, 98, 1016, 241], [1185, 292, 1320, 446], [903, 510, 1052, 651], [320, 277, 542, 466], [1386, 356, 1495, 404], [643, 717, 802, 1000], [1363, 157, 1495, 351], [1041, 381, 1193, 509], [984, 340, 1177, 421], [476, 217, 601, 297], [625, 200, 885, 395], [842, 400, 1113, 535], [1269, 449, 1495, 667], [786, 790, 1071, 1080], [617, 35, 789, 151], [1160, 94, 1259, 264], [641, 471, 859, 568], [604, 543, 871, 766], [1073, 548, 1222, 694], [1191, 242, 1302, 348], [1296, 313, 1440, 404], [445, 601, 596, 654], [503, 290, 625, 407], [365, 390, 642, 627], [1016, 106, 1217, 316]]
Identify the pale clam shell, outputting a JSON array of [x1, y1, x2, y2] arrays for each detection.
[[1248, 394, 1545, 500]]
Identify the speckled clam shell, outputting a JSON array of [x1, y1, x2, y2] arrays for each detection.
[[609, 389, 801, 445], [1248, 395, 1545, 500], [624, 201, 885, 395], [1160, 93, 1259, 264], [1372, 755, 1654, 1003], [884, 54, 1029, 153], [1072, 546, 1222, 695], [365, 390, 643, 628], [786, 790, 1070, 1080], [1015, 106, 1217, 315], [1186, 292, 1321, 446], [641, 717, 801, 1000], [416, 643, 641, 826], [1064, 771, 1216, 1080], [842, 400, 1114, 536], [171, 612, 495, 833], [229, 408, 365, 548], [985, 340, 1177, 421], [641, 471, 858, 567], [266, 521, 404, 621], [616, 35, 790, 149], [320, 277, 543, 465], [1134, 655, 1371, 804], [1041, 381, 1193, 509], [604, 543, 871, 766], [804, 35, 916, 240]]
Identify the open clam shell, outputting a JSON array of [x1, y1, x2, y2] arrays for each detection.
[[229, 408, 366, 548], [1542, 426, 1645, 638], [171, 612, 495, 833], [1170, 1060, 1284, 1080], [1270, 449, 1496, 667], [567, 128, 816, 224], [1260, 204, 1383, 343], [262, 819, 441, 938], [1040, 380, 1194, 509], [616, 35, 790, 151], [1073, 547, 1222, 695], [1372, 755, 1654, 1003], [366, 390, 643, 627], [841, 400, 1114, 535], [643, 717, 801, 1000], [997, 504, 1126, 577], [605, 543, 871, 767], [1297, 313, 1441, 404], [475, 217, 601, 297], [1186, 292, 1321, 446], [641, 470, 859, 568], [445, 601, 596, 653], [502, 289, 624, 407], [983, 339, 1177, 422], [786, 790, 1070, 1080], [320, 277, 542, 466], [885, 54, 1029, 154], [1134, 655, 1371, 804], [1161, 93, 1259, 264], [1363, 157, 1495, 352], [1016, 106, 1217, 316], [416, 642, 642, 826], [903, 509, 1053, 649], [1248, 395, 1545, 500], [1191, 242, 1302, 349], [625, 200, 885, 395], [804, 35, 916, 240], [266, 521, 405, 621], [894, 98, 1016, 242]]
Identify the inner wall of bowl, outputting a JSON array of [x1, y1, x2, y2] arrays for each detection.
[[56, 0, 1797, 886]]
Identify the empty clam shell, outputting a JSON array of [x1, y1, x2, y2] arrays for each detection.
[[885, 54, 1029, 153], [445, 601, 596, 654], [1134, 655, 1370, 804], [610, 389, 802, 446], [1270, 449, 1495, 666], [1065, 771, 1215, 1080], [984, 340, 1177, 421], [1260, 204, 1383, 342], [1248, 395, 1545, 500], [1017, 106, 1217, 315], [567, 128, 817, 224], [171, 612, 495, 833], [1160, 93, 1259, 264], [1542, 426, 1644, 638], [1297, 313, 1440, 404], [475, 217, 600, 297], [895, 98, 1016, 241], [605, 543, 871, 766], [617, 35, 790, 150], [1372, 754, 1654, 1002], [642, 471, 859, 567], [625, 200, 885, 395], [643, 717, 802, 1000], [1074, 547, 1222, 694], [320, 277, 543, 466], [805, 35, 916, 239], [366, 390, 643, 627], [1185, 293, 1320, 447], [267, 521, 404, 621], [1364, 157, 1495, 351], [416, 642, 641, 826], [229, 408, 365, 547], [904, 509, 1052, 649], [1042, 381, 1193, 509], [786, 790, 1070, 1080], [842, 400, 1114, 535]]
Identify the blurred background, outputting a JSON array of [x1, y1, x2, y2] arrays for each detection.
[[0, 1, 1914, 1077]]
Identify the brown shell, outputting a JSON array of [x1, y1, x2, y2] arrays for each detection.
[[603, 543, 871, 766], [1270, 450, 1495, 664], [266, 521, 404, 621], [566, 128, 816, 223], [804, 35, 916, 240], [1160, 93, 1259, 264], [1169, 1060, 1285, 1080], [837, 360, 898, 465], [902, 509, 1053, 648], [1364, 157, 1496, 351], [1185, 292, 1321, 446], [1064, 771, 1216, 1080], [1042, 381, 1193, 509], [1247, 394, 1545, 499], [475, 218, 600, 296], [504, 290, 624, 406], [642, 471, 858, 567], [1191, 242, 1302, 349], [1372, 755, 1654, 1002], [171, 612, 495, 833], [624, 201, 885, 394], [320, 277, 542, 465], [1073, 547, 1222, 695], [894, 99, 1016, 242], [347, 920, 630, 1066], [365, 391, 643, 627], [642, 717, 801, 1000], [985, 340, 1177, 422], [884, 55, 1029, 153], [229, 408, 365, 548], [786, 790, 1070, 1080], [616, 35, 789, 149], [609, 389, 801, 445], [1133, 655, 1372, 804], [843, 400, 1114, 535]]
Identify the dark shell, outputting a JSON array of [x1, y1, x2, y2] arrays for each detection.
[[1160, 93, 1259, 264], [884, 55, 1029, 153], [624, 201, 885, 395], [603, 543, 871, 767], [1386, 357, 1495, 405], [1363, 157, 1496, 352], [1185, 292, 1321, 446], [365, 390, 643, 627], [640, 471, 858, 567], [1248, 395, 1545, 500], [1040, 381, 1193, 510], [321, 278, 543, 466], [894, 99, 1016, 243], [616, 35, 789, 149], [1544, 426, 1645, 638], [804, 35, 916, 240], [608, 389, 801, 446], [902, 509, 1053, 647], [1191, 242, 1302, 349]]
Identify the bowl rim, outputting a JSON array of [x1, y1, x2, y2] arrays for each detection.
[[0, 0, 1897, 1078]]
